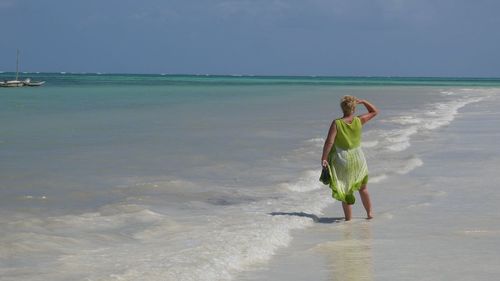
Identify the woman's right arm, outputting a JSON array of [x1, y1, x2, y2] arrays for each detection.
[[357, 99, 379, 125], [321, 120, 337, 167]]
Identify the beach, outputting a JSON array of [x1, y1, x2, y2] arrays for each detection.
[[1, 74, 499, 280], [239, 93, 500, 280]]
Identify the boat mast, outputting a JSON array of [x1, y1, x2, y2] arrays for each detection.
[[15, 49, 19, 81]]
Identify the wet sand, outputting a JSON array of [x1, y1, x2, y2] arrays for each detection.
[[238, 93, 500, 280]]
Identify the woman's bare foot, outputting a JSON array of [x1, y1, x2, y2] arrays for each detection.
[[366, 213, 373, 219]]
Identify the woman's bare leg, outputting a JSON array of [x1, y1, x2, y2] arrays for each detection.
[[359, 185, 373, 219], [342, 202, 352, 221]]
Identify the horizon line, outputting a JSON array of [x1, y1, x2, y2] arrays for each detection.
[[0, 71, 499, 80]]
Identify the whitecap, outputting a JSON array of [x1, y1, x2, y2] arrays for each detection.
[[390, 116, 422, 125], [396, 157, 423, 175], [378, 96, 484, 153], [361, 140, 378, 148], [280, 170, 323, 192], [421, 97, 483, 130], [384, 126, 418, 152], [305, 137, 325, 145], [370, 174, 387, 183], [21, 195, 48, 200]]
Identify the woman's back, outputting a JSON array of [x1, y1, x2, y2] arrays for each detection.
[[334, 116, 362, 150]]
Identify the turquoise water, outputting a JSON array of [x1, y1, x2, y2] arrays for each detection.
[[0, 73, 498, 281], [2, 72, 500, 86]]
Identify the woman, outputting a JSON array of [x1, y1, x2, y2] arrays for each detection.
[[321, 96, 378, 221]]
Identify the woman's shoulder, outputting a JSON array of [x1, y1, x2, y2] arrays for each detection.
[[336, 117, 358, 125]]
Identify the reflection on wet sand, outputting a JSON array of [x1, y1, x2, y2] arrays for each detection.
[[315, 222, 373, 281]]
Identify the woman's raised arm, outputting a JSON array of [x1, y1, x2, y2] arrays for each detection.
[[357, 99, 379, 125]]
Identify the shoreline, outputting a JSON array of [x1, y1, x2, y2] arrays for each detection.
[[238, 91, 500, 280]]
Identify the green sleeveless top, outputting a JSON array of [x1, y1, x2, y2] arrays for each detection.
[[334, 116, 362, 150]]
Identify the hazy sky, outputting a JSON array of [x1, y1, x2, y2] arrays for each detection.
[[1, 0, 499, 76]]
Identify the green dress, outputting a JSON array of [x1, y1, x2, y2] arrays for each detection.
[[321, 116, 368, 204]]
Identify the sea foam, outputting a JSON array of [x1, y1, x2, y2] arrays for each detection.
[[2, 175, 332, 281], [396, 157, 424, 175], [382, 95, 484, 152]]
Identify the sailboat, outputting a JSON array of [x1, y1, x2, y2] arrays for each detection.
[[0, 49, 45, 87]]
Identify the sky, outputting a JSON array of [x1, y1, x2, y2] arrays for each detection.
[[0, 0, 499, 77]]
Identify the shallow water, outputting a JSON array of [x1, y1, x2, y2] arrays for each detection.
[[0, 74, 498, 280], [238, 87, 500, 281]]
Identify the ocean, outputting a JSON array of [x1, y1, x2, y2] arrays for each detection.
[[1, 73, 499, 280]]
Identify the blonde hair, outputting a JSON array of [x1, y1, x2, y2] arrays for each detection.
[[340, 95, 357, 115]]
